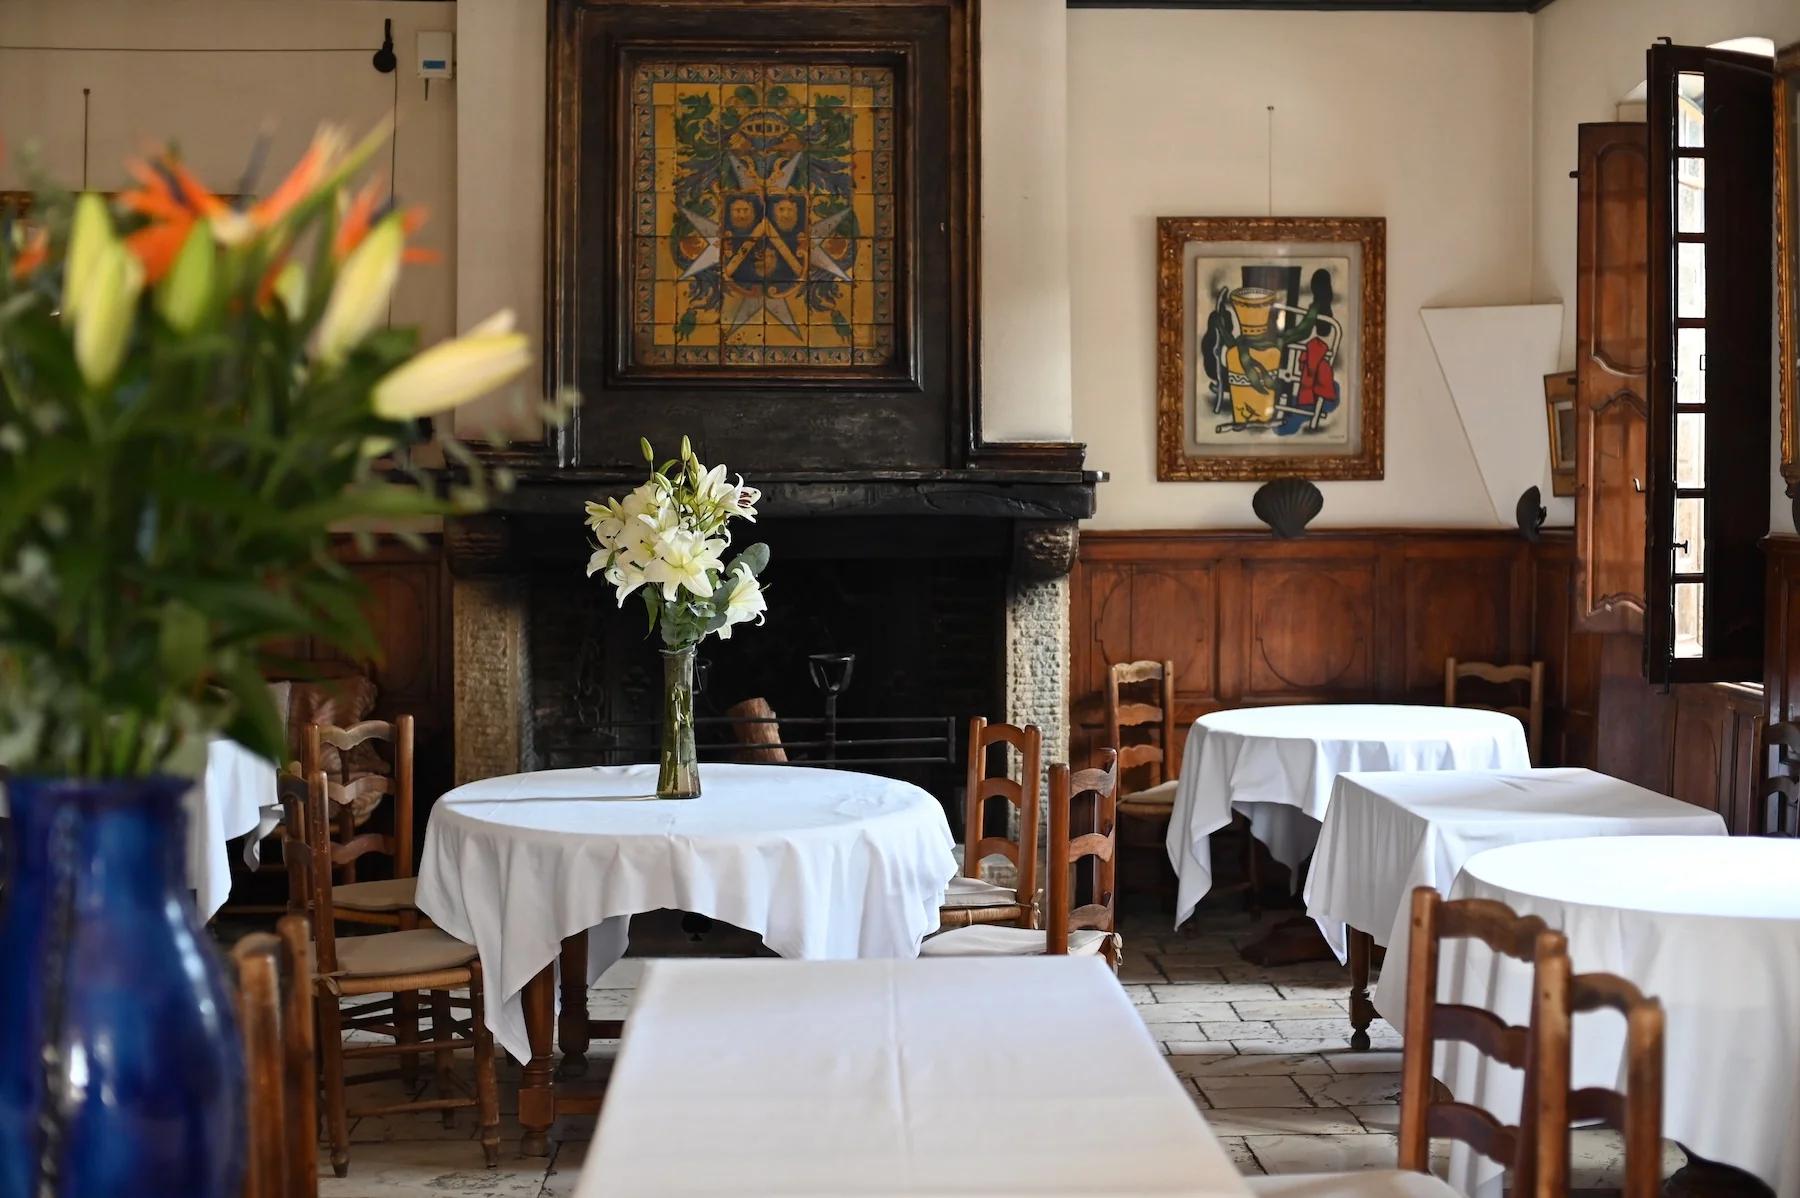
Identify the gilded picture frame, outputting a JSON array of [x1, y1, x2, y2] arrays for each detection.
[[1543, 370, 1577, 498], [1778, 40, 1800, 496], [1156, 216, 1385, 482]]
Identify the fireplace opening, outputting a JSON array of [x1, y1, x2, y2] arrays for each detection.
[[528, 516, 1012, 819]]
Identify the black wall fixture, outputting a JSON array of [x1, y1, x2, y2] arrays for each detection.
[[1514, 486, 1546, 542], [372, 19, 397, 73]]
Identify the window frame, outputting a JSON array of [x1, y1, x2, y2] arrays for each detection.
[[1644, 42, 1775, 685]]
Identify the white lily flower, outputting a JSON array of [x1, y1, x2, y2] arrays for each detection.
[[642, 530, 726, 601], [731, 481, 761, 522], [607, 560, 651, 606], [715, 568, 767, 640]]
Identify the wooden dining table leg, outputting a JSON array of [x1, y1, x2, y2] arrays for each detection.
[[1347, 926, 1375, 1051], [519, 964, 558, 1157], [558, 931, 592, 1078]]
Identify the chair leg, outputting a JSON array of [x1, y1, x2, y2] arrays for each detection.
[[431, 988, 456, 1127], [396, 989, 420, 1088], [316, 989, 352, 1179], [470, 963, 501, 1168]]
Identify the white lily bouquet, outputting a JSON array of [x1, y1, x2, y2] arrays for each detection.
[[585, 438, 769, 797]]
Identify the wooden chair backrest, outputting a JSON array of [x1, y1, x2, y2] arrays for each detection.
[[962, 717, 1042, 916], [276, 771, 312, 916], [1762, 721, 1800, 837], [1105, 660, 1177, 791], [229, 914, 317, 1198], [1565, 972, 1665, 1198], [303, 714, 414, 879], [1398, 886, 1571, 1198], [305, 769, 345, 976], [1046, 749, 1119, 955], [1445, 658, 1545, 764], [725, 697, 787, 764]]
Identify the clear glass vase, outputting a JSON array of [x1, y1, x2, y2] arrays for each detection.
[[657, 645, 701, 799]]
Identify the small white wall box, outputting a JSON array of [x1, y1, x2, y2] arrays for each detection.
[[418, 32, 453, 79]]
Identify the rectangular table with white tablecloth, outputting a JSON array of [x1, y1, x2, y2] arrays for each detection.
[[578, 957, 1251, 1197], [1304, 767, 1725, 1048]]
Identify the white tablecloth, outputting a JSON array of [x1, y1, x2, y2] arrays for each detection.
[[1436, 837, 1800, 1197], [1313, 768, 1725, 966], [1166, 704, 1531, 924], [190, 738, 279, 919], [0, 738, 273, 920], [579, 957, 1252, 1197], [414, 762, 959, 1063]]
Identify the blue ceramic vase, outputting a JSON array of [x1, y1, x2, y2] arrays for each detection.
[[0, 776, 245, 1198]]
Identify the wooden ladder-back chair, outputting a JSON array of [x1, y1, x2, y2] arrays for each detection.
[[229, 914, 318, 1198], [301, 770, 500, 1178], [938, 717, 1042, 931], [1561, 971, 1666, 1198], [1108, 659, 1258, 909], [923, 750, 1121, 964], [1761, 721, 1800, 836], [1444, 658, 1545, 764], [1249, 886, 1573, 1197], [304, 715, 417, 921]]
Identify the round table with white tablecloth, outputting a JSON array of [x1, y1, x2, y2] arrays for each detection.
[[1433, 836, 1800, 1198], [414, 762, 959, 1064], [1166, 704, 1531, 925]]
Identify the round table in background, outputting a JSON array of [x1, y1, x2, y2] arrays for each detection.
[[1440, 836, 1800, 1197], [1166, 703, 1531, 924], [414, 761, 958, 1154]]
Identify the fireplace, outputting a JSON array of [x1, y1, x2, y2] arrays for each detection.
[[446, 473, 1094, 828]]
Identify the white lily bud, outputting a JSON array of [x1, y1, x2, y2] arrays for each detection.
[[62, 192, 115, 325], [313, 213, 404, 366], [370, 309, 530, 420], [74, 241, 144, 388]]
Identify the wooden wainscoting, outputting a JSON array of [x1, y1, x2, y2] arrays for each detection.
[[1071, 529, 1536, 763], [273, 535, 454, 809]]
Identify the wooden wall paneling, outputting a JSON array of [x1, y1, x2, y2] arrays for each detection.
[[1668, 683, 1764, 831], [1764, 537, 1800, 727], [1071, 531, 1539, 766], [1528, 534, 1600, 768]]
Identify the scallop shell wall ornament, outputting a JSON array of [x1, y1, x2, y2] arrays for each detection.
[[1252, 478, 1324, 538]]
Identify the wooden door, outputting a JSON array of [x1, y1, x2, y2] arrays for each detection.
[[1572, 122, 1650, 634]]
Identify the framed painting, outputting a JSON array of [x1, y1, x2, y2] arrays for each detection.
[[547, 0, 977, 472], [1156, 216, 1385, 481], [1543, 370, 1577, 497]]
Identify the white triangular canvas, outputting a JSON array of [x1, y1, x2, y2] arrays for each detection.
[[1422, 304, 1568, 527]]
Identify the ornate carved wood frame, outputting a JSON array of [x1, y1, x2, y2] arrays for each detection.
[[1156, 215, 1385, 482], [543, 0, 982, 472], [1777, 40, 1800, 497]]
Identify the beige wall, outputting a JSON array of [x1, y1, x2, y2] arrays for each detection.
[[0, 0, 459, 345], [1068, 9, 1536, 530], [1530, 0, 1800, 534]]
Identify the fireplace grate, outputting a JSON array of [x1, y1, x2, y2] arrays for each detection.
[[588, 714, 959, 771]]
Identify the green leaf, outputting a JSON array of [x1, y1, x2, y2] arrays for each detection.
[[220, 656, 287, 766], [728, 542, 770, 578], [156, 599, 209, 682]]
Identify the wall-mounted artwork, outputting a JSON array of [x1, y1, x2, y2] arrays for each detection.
[[1157, 216, 1385, 481], [548, 0, 976, 471], [630, 62, 897, 371]]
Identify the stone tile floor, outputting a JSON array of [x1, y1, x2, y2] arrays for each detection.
[[312, 905, 1660, 1197]]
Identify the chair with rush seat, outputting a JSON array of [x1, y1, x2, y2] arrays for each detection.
[[938, 717, 1042, 931]]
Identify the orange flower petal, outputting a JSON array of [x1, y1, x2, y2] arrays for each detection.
[[160, 158, 229, 219], [248, 128, 340, 229], [332, 179, 382, 260], [125, 219, 193, 285], [402, 246, 440, 265], [9, 227, 47, 280]]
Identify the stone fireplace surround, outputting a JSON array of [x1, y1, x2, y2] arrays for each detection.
[[446, 469, 1098, 827]]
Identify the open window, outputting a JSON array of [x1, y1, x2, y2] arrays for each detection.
[[1645, 42, 1775, 684]]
